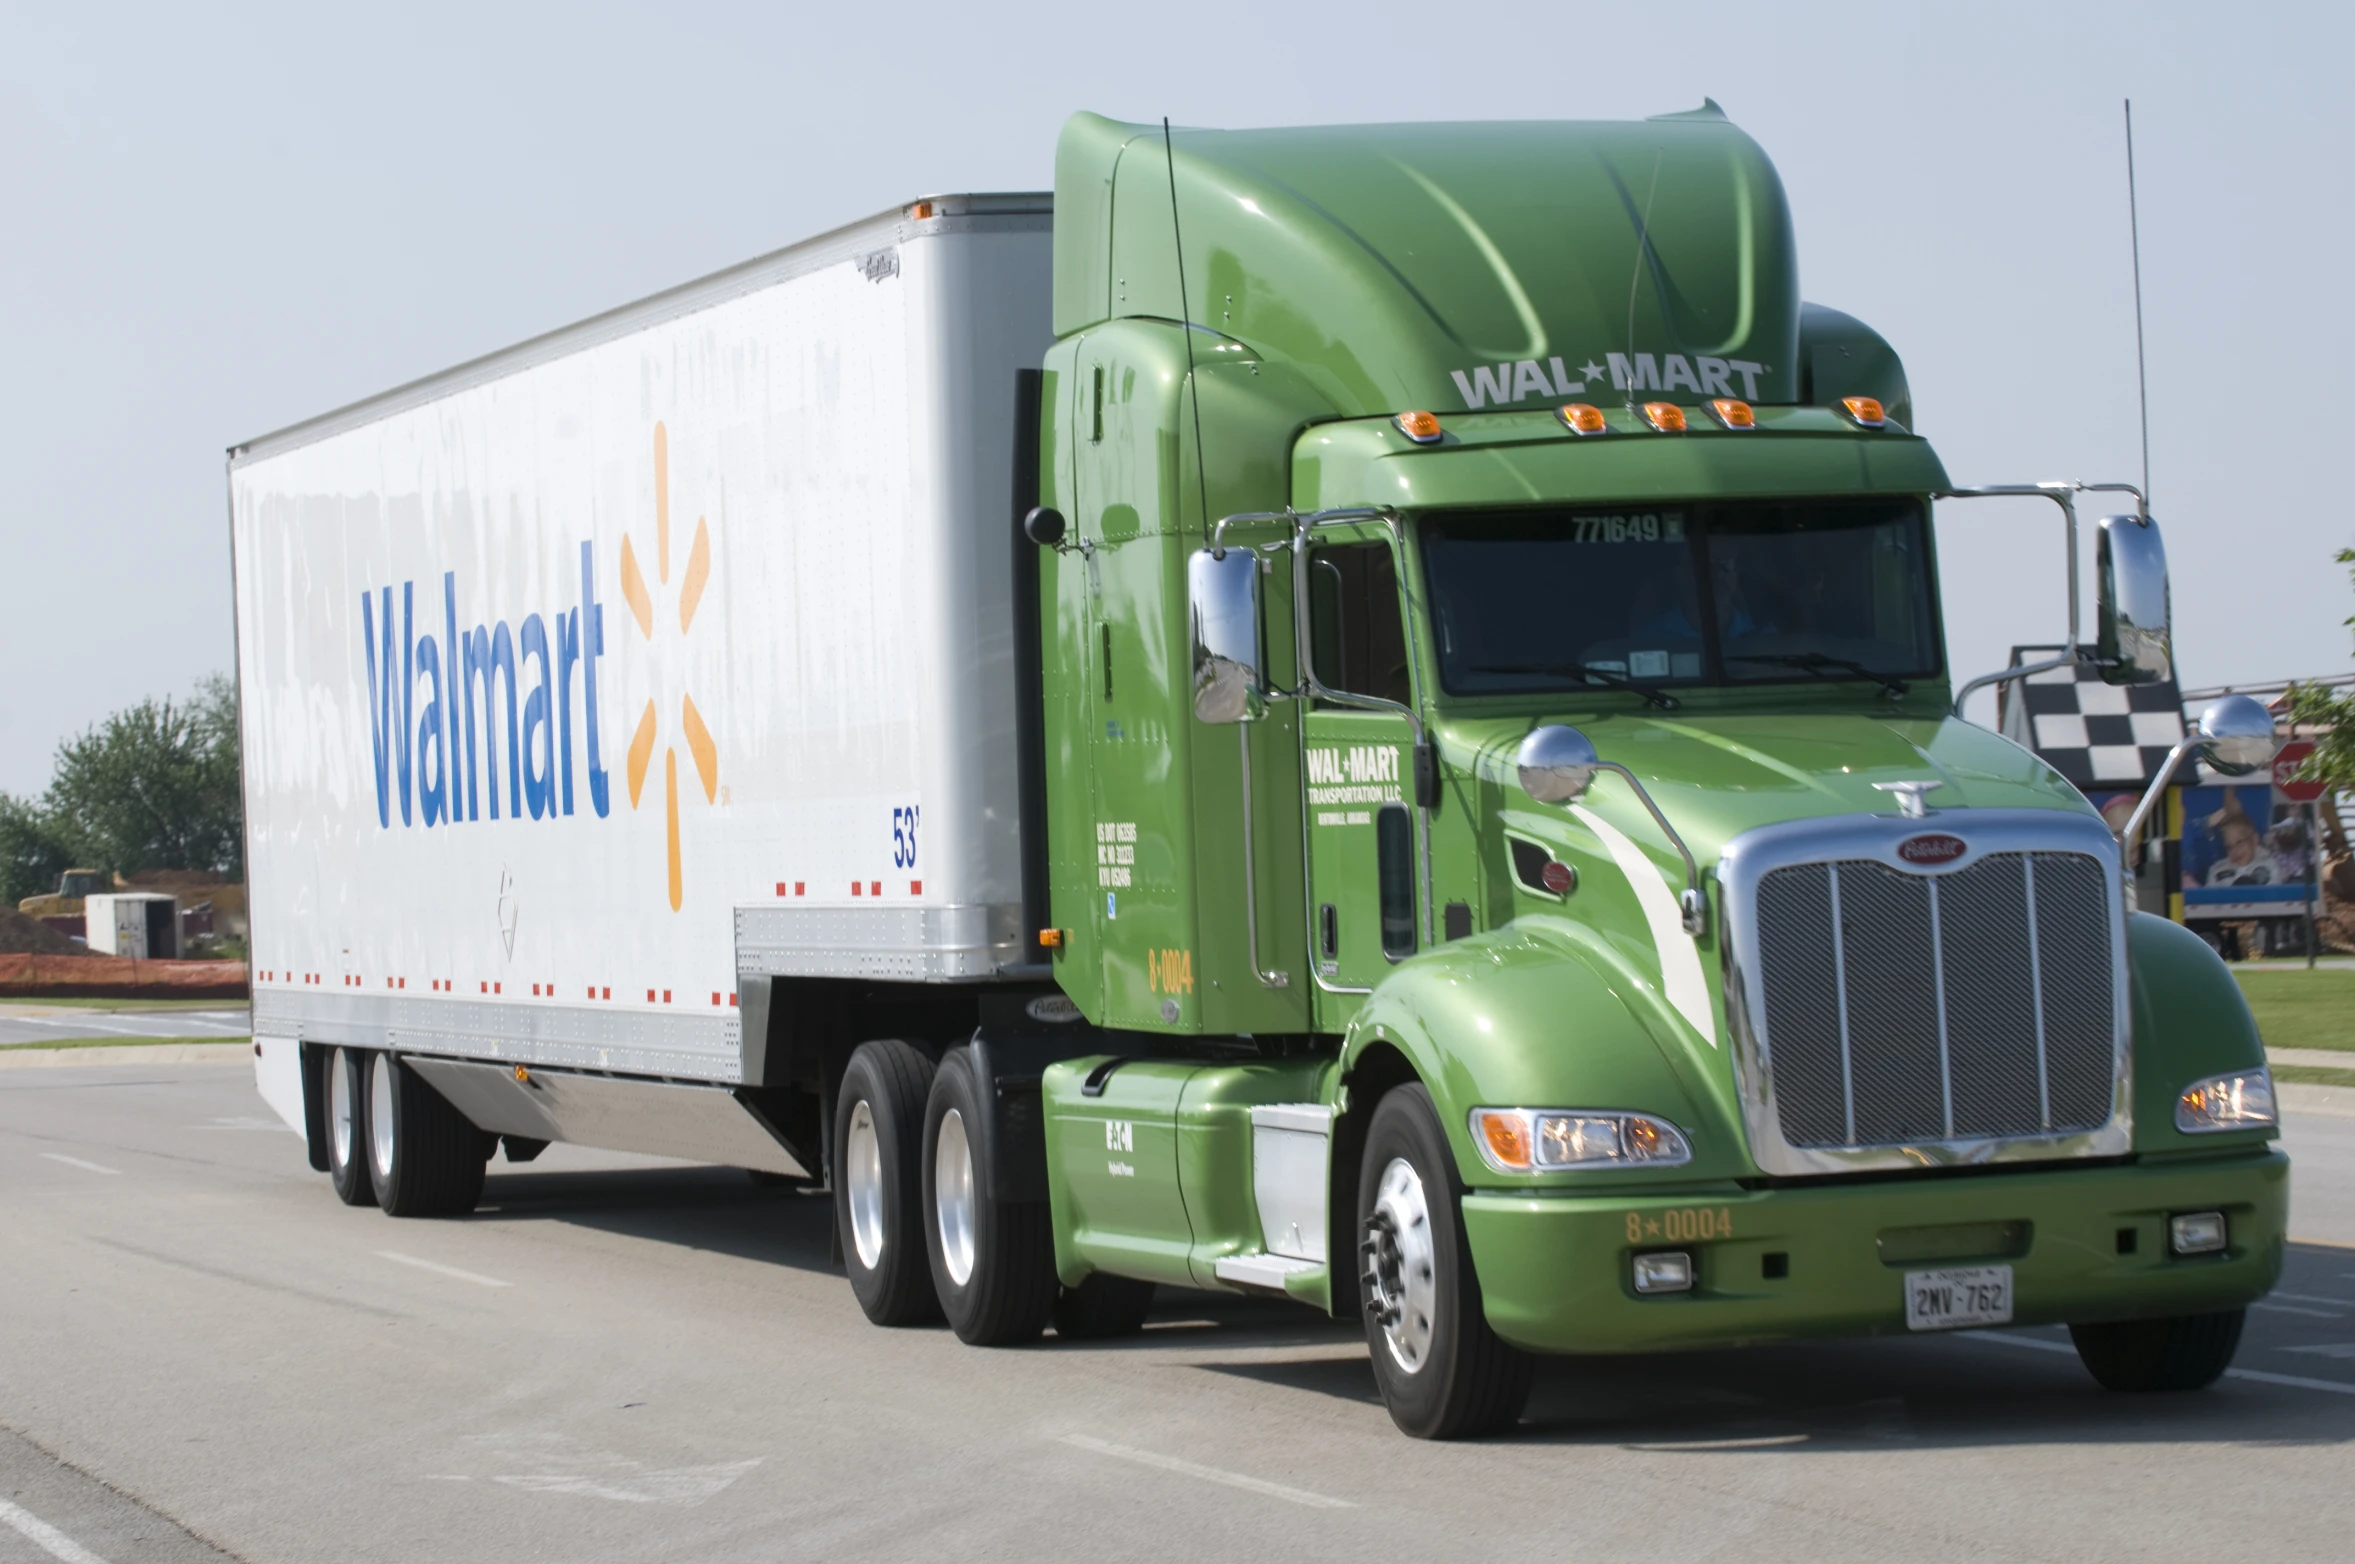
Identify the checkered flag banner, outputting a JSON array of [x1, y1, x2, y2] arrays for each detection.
[[1997, 645, 2187, 791]]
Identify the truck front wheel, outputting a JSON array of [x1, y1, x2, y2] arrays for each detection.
[[922, 1048, 1057, 1345], [325, 1047, 375, 1207], [2069, 1309, 2247, 1392], [1358, 1084, 1534, 1439], [834, 1040, 941, 1327]]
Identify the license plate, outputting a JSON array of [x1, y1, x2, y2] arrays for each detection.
[[1904, 1265, 2013, 1331]]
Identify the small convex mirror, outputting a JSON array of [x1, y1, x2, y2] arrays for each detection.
[[1516, 724, 1600, 803], [2195, 693, 2279, 776], [2095, 514, 2172, 686], [1189, 548, 1266, 724]]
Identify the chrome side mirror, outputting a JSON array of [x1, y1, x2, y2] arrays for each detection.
[[1189, 548, 1266, 724], [1516, 724, 1600, 803], [2196, 693, 2279, 776], [2095, 514, 2172, 686]]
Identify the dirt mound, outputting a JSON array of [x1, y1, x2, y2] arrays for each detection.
[[0, 908, 82, 956]]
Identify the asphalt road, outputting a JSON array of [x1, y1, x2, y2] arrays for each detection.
[[0, 1009, 250, 1048], [4, 1060, 2354, 1564]]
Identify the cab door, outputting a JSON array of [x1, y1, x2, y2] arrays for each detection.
[[1299, 535, 1421, 1025]]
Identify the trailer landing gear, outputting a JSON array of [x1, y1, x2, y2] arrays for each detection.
[[1357, 1085, 1532, 1440]]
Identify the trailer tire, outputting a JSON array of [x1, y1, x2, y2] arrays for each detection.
[[325, 1047, 375, 1207], [365, 1052, 487, 1217], [834, 1040, 941, 1327], [1357, 1084, 1533, 1439], [2069, 1309, 2247, 1392], [1051, 1274, 1156, 1340], [923, 1049, 1058, 1345]]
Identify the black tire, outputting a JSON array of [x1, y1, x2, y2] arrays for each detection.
[[2070, 1309, 2247, 1392], [325, 1046, 376, 1207], [923, 1049, 1059, 1345], [1357, 1084, 1534, 1439], [834, 1039, 941, 1326], [1052, 1274, 1157, 1340], [365, 1052, 487, 1217]]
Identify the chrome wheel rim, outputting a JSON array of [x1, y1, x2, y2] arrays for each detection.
[[1364, 1156, 1437, 1374], [368, 1053, 394, 1180], [845, 1100, 885, 1269], [934, 1108, 976, 1287], [329, 1048, 356, 1170]]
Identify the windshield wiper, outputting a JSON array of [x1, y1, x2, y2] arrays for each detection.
[[1727, 652, 1910, 699], [1470, 663, 1679, 710]]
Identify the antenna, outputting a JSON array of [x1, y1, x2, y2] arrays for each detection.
[[1623, 153, 1663, 412], [2125, 99, 2151, 517], [1165, 117, 1212, 538]]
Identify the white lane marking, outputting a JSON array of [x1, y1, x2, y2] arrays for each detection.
[[377, 1251, 512, 1288], [1569, 803, 1714, 1043], [201, 1117, 300, 1132], [0, 1497, 112, 1564], [1964, 1329, 2355, 1396], [1058, 1434, 1353, 1509], [40, 1154, 121, 1175], [2271, 1291, 2355, 1306], [2286, 1344, 2355, 1360], [2254, 1302, 2343, 1319]]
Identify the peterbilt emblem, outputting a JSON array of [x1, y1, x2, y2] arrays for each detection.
[[1897, 833, 1969, 866]]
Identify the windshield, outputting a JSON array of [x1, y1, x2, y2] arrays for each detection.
[[1419, 497, 1940, 698]]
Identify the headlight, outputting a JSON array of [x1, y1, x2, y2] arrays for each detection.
[[2174, 1069, 2277, 1133], [1470, 1107, 1692, 1172]]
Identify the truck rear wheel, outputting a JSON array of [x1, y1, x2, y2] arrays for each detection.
[[1358, 1084, 1533, 1439], [834, 1040, 941, 1326], [365, 1052, 487, 1217], [2070, 1309, 2247, 1392], [325, 1047, 375, 1207], [923, 1048, 1057, 1345]]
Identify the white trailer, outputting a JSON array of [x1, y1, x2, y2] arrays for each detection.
[[231, 195, 1053, 1199]]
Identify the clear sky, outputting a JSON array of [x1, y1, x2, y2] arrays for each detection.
[[3, 0, 2347, 796]]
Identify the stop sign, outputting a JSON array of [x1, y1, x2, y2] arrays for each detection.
[[2273, 739, 2328, 803]]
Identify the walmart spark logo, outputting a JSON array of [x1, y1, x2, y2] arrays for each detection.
[[619, 422, 719, 912]]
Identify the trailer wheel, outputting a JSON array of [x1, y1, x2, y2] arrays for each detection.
[[325, 1047, 375, 1207], [922, 1048, 1057, 1345], [1051, 1274, 1156, 1340], [1357, 1084, 1533, 1439], [834, 1040, 941, 1326], [365, 1052, 487, 1217], [2069, 1309, 2247, 1392]]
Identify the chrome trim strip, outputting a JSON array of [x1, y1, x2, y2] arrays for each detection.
[[2023, 853, 2052, 1131], [1826, 864, 1857, 1144], [1718, 807, 2132, 1177], [1926, 875, 1955, 1136]]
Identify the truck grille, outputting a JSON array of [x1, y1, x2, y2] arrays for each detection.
[[1751, 850, 2116, 1149]]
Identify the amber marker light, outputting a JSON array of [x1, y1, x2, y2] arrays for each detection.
[[1840, 396, 1887, 429], [1038, 928, 1065, 949], [1641, 401, 1687, 433], [1474, 1109, 1534, 1171], [1557, 402, 1608, 435], [908, 200, 936, 220], [1707, 398, 1756, 430], [1394, 410, 1445, 445]]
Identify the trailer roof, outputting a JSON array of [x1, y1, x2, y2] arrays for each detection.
[[229, 192, 1051, 468]]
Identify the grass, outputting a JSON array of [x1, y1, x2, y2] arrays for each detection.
[[2233, 969, 2355, 1053], [0, 1034, 251, 1051], [2272, 1062, 2355, 1089], [0, 997, 245, 1012]]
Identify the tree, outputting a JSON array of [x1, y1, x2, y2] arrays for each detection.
[[41, 674, 243, 883], [2286, 548, 2355, 795], [0, 792, 84, 908]]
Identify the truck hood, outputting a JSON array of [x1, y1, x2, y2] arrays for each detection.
[[1453, 710, 2094, 870]]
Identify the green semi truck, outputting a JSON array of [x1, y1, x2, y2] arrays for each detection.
[[238, 105, 2286, 1441]]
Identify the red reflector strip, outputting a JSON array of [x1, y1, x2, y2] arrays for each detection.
[[775, 882, 787, 896], [663, 990, 672, 1003], [852, 882, 863, 896], [729, 992, 738, 1007], [911, 879, 922, 895], [794, 881, 805, 896], [601, 986, 611, 1000], [870, 881, 881, 897], [646, 988, 656, 1002], [711, 991, 721, 1005]]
